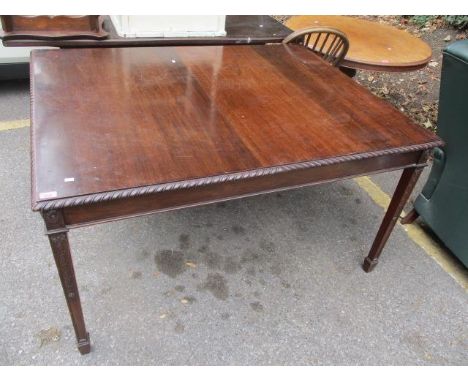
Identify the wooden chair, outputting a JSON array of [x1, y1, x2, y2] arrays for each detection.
[[283, 27, 349, 67]]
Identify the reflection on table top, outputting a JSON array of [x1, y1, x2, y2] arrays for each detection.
[[30, 44, 440, 207]]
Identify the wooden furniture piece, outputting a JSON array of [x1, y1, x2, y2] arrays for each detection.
[[286, 16, 432, 72], [2, 15, 291, 48], [30, 45, 442, 354], [0, 15, 108, 40], [283, 27, 349, 66]]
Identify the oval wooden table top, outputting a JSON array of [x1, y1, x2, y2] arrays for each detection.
[[286, 16, 432, 72]]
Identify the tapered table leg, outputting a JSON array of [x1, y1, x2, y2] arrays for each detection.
[[43, 210, 91, 354], [363, 163, 425, 272]]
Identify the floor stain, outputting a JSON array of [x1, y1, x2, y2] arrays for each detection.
[[240, 249, 261, 264], [221, 313, 231, 320], [198, 273, 229, 300], [179, 234, 190, 250], [295, 220, 310, 233], [253, 291, 261, 298], [340, 186, 353, 196], [174, 321, 185, 334], [174, 285, 185, 292], [223, 257, 241, 274], [155, 249, 186, 278], [130, 271, 142, 279], [402, 332, 447, 363], [163, 289, 176, 298], [100, 286, 112, 295], [281, 280, 291, 289], [232, 225, 246, 235], [355, 197, 362, 204], [270, 263, 282, 276], [198, 246, 208, 255], [203, 250, 222, 270], [37, 327, 61, 347], [259, 239, 276, 254], [139, 249, 150, 260], [250, 301, 264, 313]]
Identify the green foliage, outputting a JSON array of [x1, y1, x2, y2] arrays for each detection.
[[443, 15, 468, 30], [407, 15, 468, 30], [409, 15, 437, 26]]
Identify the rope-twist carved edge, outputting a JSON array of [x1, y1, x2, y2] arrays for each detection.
[[34, 141, 442, 211]]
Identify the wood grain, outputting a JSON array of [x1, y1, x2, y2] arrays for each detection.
[[30, 44, 441, 210], [286, 16, 432, 71], [30, 43, 443, 353], [0, 15, 108, 40]]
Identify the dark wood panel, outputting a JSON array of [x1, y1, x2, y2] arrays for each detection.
[[3, 15, 291, 48], [31, 44, 440, 209], [0, 15, 108, 40], [63, 151, 422, 227], [225, 15, 289, 39]]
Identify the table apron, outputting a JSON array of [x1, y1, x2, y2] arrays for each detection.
[[61, 150, 424, 228], [341, 59, 428, 72]]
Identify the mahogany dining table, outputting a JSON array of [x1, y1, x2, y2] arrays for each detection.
[[30, 44, 442, 354]]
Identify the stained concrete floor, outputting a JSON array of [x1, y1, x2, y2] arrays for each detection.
[[0, 79, 467, 365]]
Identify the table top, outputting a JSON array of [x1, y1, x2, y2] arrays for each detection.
[[285, 16, 432, 72], [3, 15, 291, 48], [30, 45, 441, 209]]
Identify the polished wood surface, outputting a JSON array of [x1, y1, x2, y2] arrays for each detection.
[[3, 15, 291, 47], [31, 44, 443, 353], [286, 16, 432, 71], [31, 45, 439, 209], [0, 15, 108, 40]]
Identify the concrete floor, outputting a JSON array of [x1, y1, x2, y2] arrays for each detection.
[[0, 79, 467, 365]]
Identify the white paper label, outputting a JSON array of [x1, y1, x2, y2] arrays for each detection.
[[39, 191, 57, 199]]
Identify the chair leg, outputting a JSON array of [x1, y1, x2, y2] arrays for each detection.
[[401, 208, 419, 225]]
